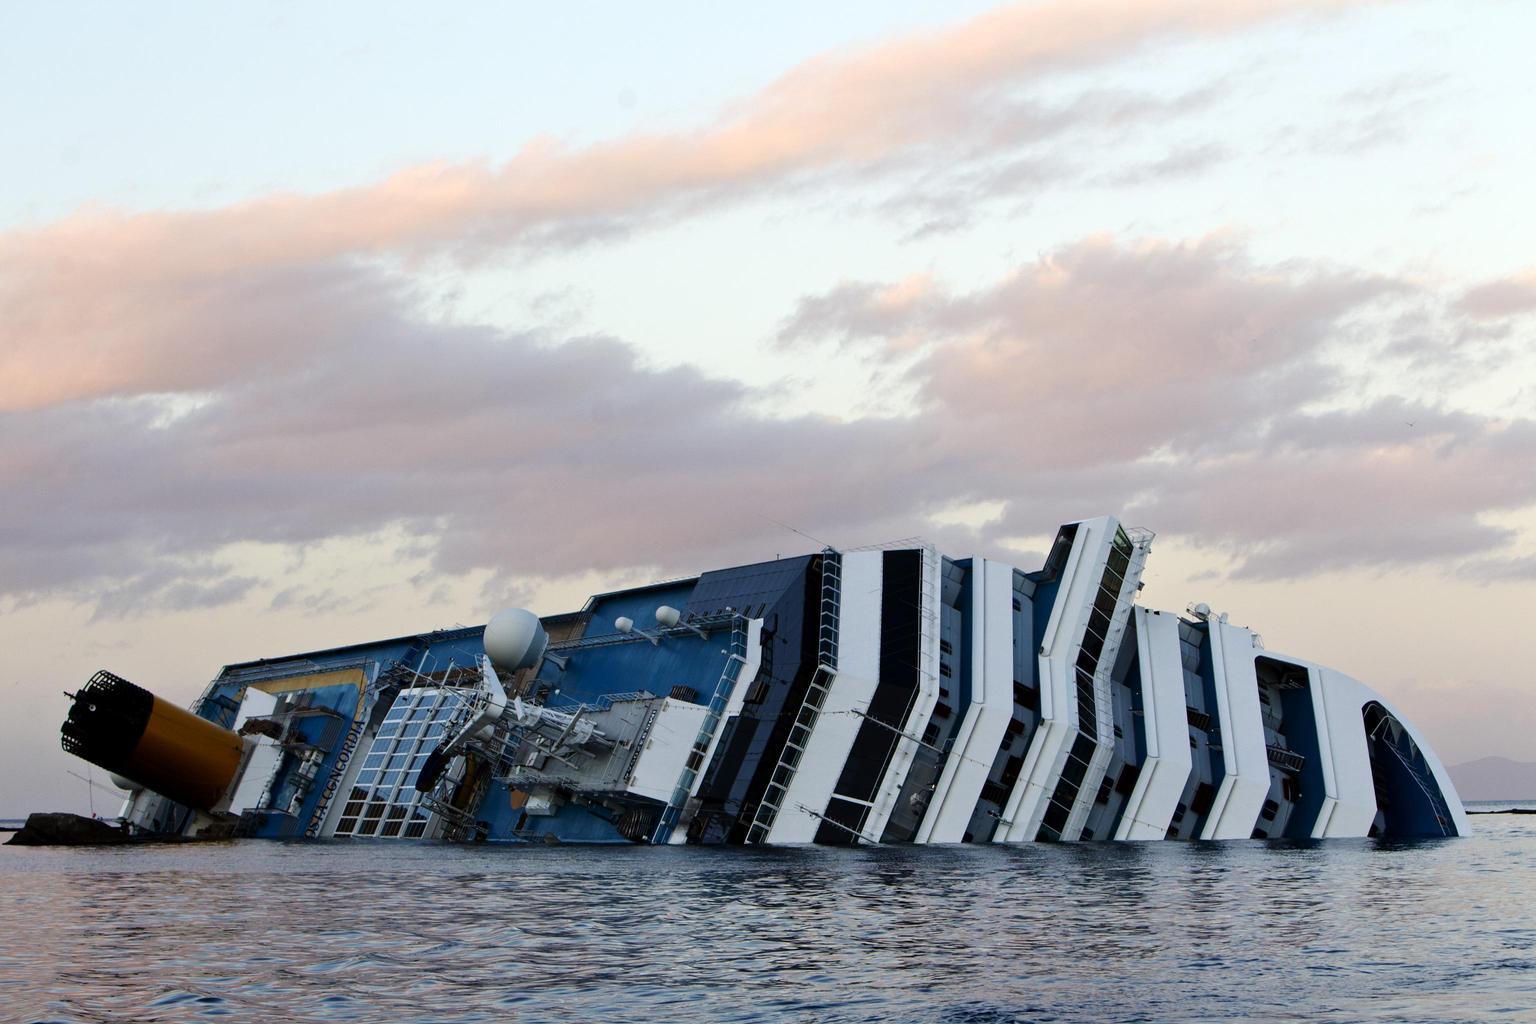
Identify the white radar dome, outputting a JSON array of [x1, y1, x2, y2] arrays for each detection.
[[108, 773, 141, 792], [483, 608, 550, 672]]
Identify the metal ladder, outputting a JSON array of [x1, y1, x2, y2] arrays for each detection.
[[650, 616, 750, 844], [418, 789, 486, 842], [745, 552, 842, 844], [818, 549, 842, 667]]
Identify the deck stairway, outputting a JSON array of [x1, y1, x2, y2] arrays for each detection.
[[1265, 745, 1307, 774]]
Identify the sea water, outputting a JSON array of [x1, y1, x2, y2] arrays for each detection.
[[2, 809, 1533, 1023]]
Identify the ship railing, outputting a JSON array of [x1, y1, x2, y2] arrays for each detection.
[[1368, 714, 1452, 836], [546, 690, 659, 714], [217, 655, 377, 687], [792, 801, 883, 846], [545, 611, 742, 655]]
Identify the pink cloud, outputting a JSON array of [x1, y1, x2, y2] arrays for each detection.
[[781, 235, 1536, 576], [0, 0, 1374, 410], [1456, 270, 1536, 319], [785, 235, 1399, 464], [3, 231, 1532, 615]]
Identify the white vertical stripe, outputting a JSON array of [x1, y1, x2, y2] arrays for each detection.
[[1199, 620, 1269, 840], [918, 558, 1015, 844], [1115, 609, 1194, 840], [997, 517, 1114, 842], [767, 551, 883, 844]]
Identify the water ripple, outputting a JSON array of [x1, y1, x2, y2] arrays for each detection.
[[3, 817, 1534, 1022]]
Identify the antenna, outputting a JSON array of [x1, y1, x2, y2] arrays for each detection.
[[756, 513, 833, 550]]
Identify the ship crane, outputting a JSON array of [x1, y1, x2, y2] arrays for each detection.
[[414, 607, 613, 793]]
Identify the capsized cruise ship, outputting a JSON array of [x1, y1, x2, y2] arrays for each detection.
[[57, 516, 1468, 844]]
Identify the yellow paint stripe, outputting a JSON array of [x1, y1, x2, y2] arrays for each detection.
[[250, 667, 366, 696]]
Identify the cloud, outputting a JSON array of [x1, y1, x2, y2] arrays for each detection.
[[1453, 553, 1536, 583], [88, 561, 261, 621], [0, 256, 949, 610], [9, 0, 1507, 612], [781, 235, 1536, 578], [0, 0, 1374, 411], [4, 231, 1533, 616], [785, 233, 1397, 457], [866, 84, 1233, 235], [1456, 270, 1536, 320], [1099, 142, 1231, 185], [1299, 71, 1451, 155]]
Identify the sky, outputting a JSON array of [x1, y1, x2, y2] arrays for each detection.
[[2, 0, 1533, 817]]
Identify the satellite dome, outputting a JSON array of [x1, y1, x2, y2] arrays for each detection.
[[483, 608, 549, 672]]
